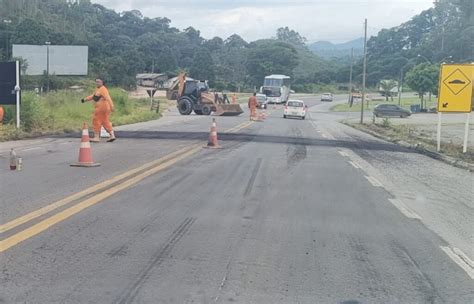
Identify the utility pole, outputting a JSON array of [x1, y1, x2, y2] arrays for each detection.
[[152, 59, 155, 74], [3, 19, 12, 60], [45, 41, 51, 92], [360, 18, 367, 124], [398, 67, 404, 106], [349, 47, 353, 104]]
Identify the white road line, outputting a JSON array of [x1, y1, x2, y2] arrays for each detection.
[[440, 246, 474, 279], [388, 199, 422, 219], [349, 161, 361, 169], [21, 147, 42, 152], [364, 175, 383, 187], [338, 150, 349, 157], [321, 133, 328, 139]]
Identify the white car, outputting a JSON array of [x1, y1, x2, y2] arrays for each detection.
[[283, 100, 307, 119], [321, 93, 333, 102]]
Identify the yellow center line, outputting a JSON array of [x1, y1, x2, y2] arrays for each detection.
[[0, 117, 256, 252], [0, 144, 200, 235], [1, 118, 254, 235], [0, 146, 202, 253]]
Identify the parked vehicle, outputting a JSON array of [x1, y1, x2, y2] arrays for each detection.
[[373, 104, 411, 118], [321, 93, 333, 102], [283, 100, 307, 119]]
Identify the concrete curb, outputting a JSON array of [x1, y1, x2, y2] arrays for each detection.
[[344, 122, 474, 172]]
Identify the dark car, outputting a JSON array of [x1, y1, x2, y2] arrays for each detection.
[[373, 104, 411, 118], [256, 93, 268, 109]]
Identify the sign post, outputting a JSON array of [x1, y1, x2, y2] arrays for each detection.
[[0, 61, 21, 127], [437, 112, 442, 152], [15, 61, 21, 129], [463, 112, 470, 153], [437, 64, 473, 153], [147, 89, 158, 112]]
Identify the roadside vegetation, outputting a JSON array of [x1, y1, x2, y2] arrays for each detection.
[[0, 89, 162, 141], [345, 120, 474, 164], [330, 97, 437, 112]]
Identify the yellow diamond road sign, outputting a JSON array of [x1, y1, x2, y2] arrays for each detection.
[[438, 64, 473, 113]]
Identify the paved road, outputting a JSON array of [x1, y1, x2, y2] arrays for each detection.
[[1, 96, 473, 303]]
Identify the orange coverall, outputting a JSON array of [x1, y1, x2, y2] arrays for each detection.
[[248, 96, 257, 120], [0, 106, 4, 125], [85, 86, 114, 135], [231, 94, 237, 104]]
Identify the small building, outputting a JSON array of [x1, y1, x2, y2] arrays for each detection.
[[136, 73, 168, 88]]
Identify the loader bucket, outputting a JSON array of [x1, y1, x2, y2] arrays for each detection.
[[214, 104, 244, 116]]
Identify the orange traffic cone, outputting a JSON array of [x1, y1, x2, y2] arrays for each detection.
[[71, 123, 101, 167], [204, 118, 222, 149]]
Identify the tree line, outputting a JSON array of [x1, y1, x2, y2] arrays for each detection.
[[0, 0, 471, 95], [0, 0, 335, 91]]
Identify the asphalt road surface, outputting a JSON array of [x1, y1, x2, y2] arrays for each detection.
[[1, 95, 473, 303]]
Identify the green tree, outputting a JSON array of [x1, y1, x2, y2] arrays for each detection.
[[379, 79, 398, 101], [156, 47, 177, 74], [246, 40, 299, 86], [276, 27, 307, 46], [189, 48, 215, 83], [405, 63, 439, 109]]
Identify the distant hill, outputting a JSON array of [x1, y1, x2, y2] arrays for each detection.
[[308, 38, 364, 58]]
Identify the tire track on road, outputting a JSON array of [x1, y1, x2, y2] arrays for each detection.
[[244, 158, 262, 196], [114, 217, 196, 304]]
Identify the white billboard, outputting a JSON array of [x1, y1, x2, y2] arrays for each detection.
[[12, 44, 88, 76]]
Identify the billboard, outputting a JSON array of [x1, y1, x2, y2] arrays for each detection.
[[0, 62, 19, 105], [12, 44, 88, 76]]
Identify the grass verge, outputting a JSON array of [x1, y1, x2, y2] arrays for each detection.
[[0, 88, 163, 142], [344, 120, 474, 166]]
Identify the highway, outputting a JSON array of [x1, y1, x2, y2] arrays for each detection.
[[1, 95, 473, 303]]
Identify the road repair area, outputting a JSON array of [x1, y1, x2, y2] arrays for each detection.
[[1, 95, 473, 303]]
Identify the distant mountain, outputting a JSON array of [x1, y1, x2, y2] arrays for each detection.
[[308, 38, 364, 58]]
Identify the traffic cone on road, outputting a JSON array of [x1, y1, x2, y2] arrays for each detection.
[[204, 118, 221, 149], [71, 123, 101, 167]]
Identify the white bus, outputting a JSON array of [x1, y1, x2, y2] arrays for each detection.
[[260, 74, 291, 104]]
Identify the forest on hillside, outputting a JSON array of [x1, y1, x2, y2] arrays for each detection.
[[0, 0, 471, 91]]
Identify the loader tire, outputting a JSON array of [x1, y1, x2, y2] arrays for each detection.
[[202, 105, 212, 116], [178, 97, 193, 115]]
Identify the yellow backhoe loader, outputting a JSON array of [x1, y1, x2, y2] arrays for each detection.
[[166, 73, 243, 116]]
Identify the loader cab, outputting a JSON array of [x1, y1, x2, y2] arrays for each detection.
[[183, 80, 209, 100]]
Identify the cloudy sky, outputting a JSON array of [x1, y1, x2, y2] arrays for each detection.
[[93, 0, 434, 43]]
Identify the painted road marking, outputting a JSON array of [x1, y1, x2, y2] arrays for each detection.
[[338, 150, 349, 157], [0, 144, 201, 234], [321, 133, 328, 139], [388, 199, 421, 219], [21, 147, 42, 152], [440, 246, 474, 279], [0, 118, 252, 239], [364, 175, 383, 187], [0, 146, 202, 253], [349, 161, 361, 169], [225, 120, 253, 133]]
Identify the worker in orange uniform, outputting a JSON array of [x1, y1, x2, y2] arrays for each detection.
[[0, 106, 4, 125], [81, 78, 116, 142], [248, 93, 257, 121], [231, 93, 237, 104]]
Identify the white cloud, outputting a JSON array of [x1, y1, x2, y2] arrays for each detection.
[[93, 0, 434, 43]]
